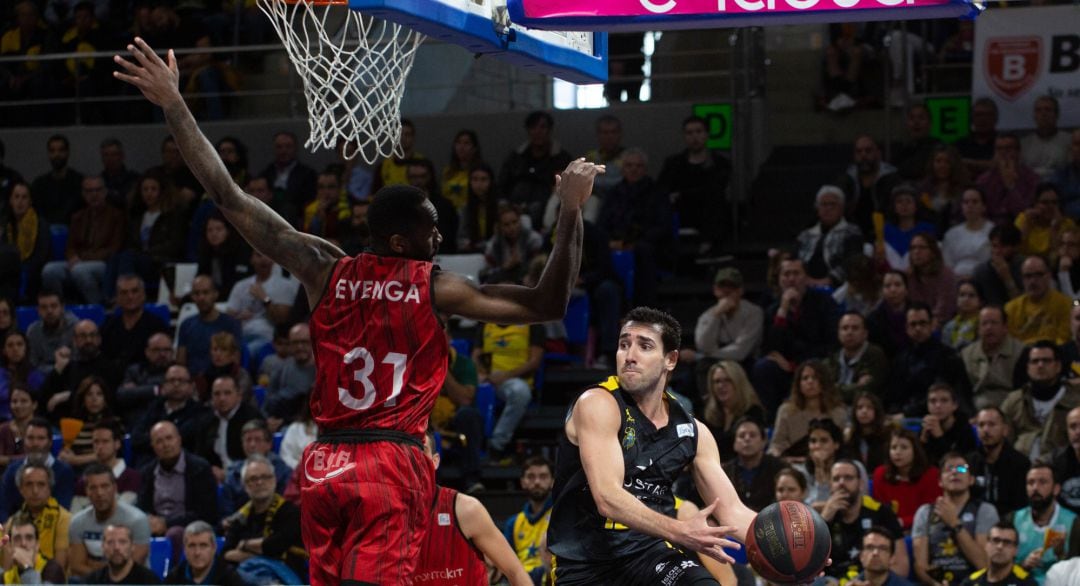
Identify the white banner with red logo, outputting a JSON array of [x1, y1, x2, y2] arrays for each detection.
[[972, 5, 1080, 130]]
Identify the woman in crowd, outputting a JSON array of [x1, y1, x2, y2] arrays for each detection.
[[701, 360, 766, 459], [918, 144, 970, 230], [2, 182, 49, 302], [216, 136, 249, 187], [795, 418, 863, 511], [867, 270, 912, 356], [775, 466, 809, 503], [880, 184, 937, 271], [872, 427, 941, 529], [196, 211, 252, 297], [442, 129, 483, 213], [1055, 226, 1080, 299], [844, 391, 892, 474], [0, 386, 36, 474], [768, 360, 848, 461], [0, 298, 14, 339], [0, 331, 45, 420], [1016, 182, 1074, 257], [59, 375, 115, 471], [832, 254, 881, 316], [941, 280, 982, 350], [279, 397, 317, 470], [942, 187, 993, 279], [907, 232, 958, 325], [194, 332, 252, 401], [459, 163, 500, 253], [107, 172, 185, 301]]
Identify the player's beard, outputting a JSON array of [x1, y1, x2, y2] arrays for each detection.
[[619, 367, 665, 396]]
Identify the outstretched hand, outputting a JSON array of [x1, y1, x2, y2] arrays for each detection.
[[113, 37, 183, 108], [554, 158, 605, 211], [680, 498, 742, 564]]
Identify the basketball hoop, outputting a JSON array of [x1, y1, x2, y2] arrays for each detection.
[[257, 0, 425, 162]]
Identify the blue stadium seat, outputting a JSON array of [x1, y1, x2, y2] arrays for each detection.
[[475, 383, 497, 438], [563, 294, 590, 348], [51, 434, 62, 456], [450, 337, 472, 358], [149, 537, 172, 579], [611, 250, 635, 302], [122, 434, 133, 465], [15, 306, 36, 333], [273, 431, 283, 454], [143, 303, 171, 326], [69, 304, 106, 326], [252, 341, 275, 373], [252, 386, 267, 409], [49, 225, 67, 262]]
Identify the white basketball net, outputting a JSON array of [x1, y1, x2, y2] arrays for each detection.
[[257, 0, 425, 163]]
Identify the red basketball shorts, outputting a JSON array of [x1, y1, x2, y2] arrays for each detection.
[[300, 439, 436, 585]]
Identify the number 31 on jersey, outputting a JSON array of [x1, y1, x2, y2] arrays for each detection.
[[338, 346, 407, 411]]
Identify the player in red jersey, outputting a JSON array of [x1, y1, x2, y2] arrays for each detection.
[[410, 429, 531, 586], [115, 38, 602, 586]]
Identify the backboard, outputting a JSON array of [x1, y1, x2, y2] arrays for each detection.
[[348, 0, 608, 83], [507, 0, 983, 31]]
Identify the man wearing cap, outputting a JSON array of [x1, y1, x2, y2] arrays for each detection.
[[687, 267, 763, 396], [796, 185, 865, 288]]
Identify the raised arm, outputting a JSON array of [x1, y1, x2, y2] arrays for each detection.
[[435, 159, 603, 324], [455, 493, 532, 586], [569, 389, 739, 563], [114, 38, 343, 304]]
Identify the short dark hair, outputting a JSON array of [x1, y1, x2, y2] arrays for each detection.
[[82, 463, 116, 484], [6, 512, 37, 539], [524, 111, 553, 129], [620, 307, 682, 354], [367, 185, 432, 249], [982, 304, 1007, 325], [93, 417, 124, 443], [37, 289, 62, 304], [732, 416, 767, 439], [47, 134, 69, 150], [100, 137, 122, 151], [1028, 460, 1057, 484], [906, 302, 933, 321], [977, 405, 1007, 423], [990, 521, 1018, 542], [927, 382, 958, 403], [989, 223, 1021, 247], [808, 418, 843, 444], [973, 97, 998, 114], [839, 311, 866, 327], [864, 526, 897, 552], [1029, 339, 1061, 362], [595, 114, 621, 130], [521, 455, 554, 478], [26, 417, 52, 434], [1035, 94, 1060, 116], [1036, 182, 1061, 200], [682, 115, 707, 129], [938, 450, 968, 470]]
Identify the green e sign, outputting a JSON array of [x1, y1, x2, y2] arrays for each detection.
[[693, 103, 732, 150], [926, 97, 970, 144]]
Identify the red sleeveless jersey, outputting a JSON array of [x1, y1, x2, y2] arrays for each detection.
[[309, 253, 448, 437], [410, 486, 488, 586]]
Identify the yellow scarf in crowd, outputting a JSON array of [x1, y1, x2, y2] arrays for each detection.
[[5, 208, 38, 261]]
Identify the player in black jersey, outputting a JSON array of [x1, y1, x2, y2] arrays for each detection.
[[548, 307, 757, 585]]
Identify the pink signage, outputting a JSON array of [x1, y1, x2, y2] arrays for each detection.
[[508, 0, 980, 30]]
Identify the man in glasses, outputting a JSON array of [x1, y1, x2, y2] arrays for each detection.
[[1005, 256, 1071, 345], [1052, 406, 1080, 513], [1002, 341, 1080, 459], [913, 452, 999, 586], [849, 527, 912, 586], [961, 522, 1036, 586]]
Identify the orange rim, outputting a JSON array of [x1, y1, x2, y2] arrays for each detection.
[[279, 0, 348, 5]]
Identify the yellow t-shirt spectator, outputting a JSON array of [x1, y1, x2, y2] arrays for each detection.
[[1015, 211, 1076, 256], [1005, 289, 1072, 345]]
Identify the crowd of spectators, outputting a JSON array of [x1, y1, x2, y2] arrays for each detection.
[[0, 9, 1078, 577]]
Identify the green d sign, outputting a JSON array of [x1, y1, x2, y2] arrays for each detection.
[[693, 103, 732, 150], [926, 97, 970, 144]]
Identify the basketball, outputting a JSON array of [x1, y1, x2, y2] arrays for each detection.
[[746, 500, 831, 584]]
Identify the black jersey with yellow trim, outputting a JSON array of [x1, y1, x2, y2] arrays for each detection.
[[547, 376, 699, 562], [963, 565, 1037, 586]]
